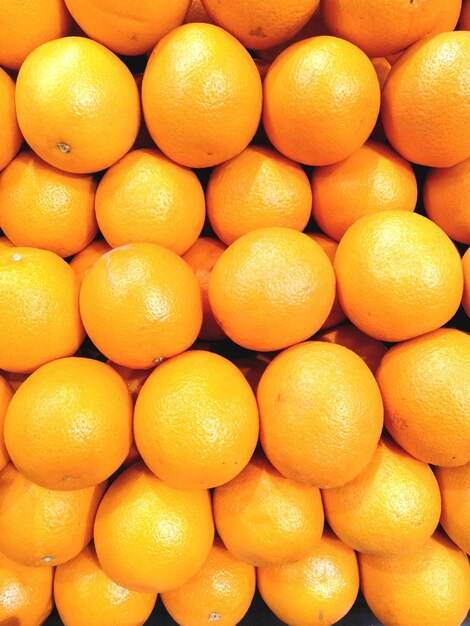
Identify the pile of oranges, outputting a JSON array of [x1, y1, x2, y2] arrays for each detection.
[[0, 1, 470, 625]]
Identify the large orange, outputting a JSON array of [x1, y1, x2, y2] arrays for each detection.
[[208, 228, 336, 351], [436, 463, 470, 555], [94, 461, 214, 593], [315, 325, 387, 374], [69, 239, 111, 286], [382, 31, 470, 167], [142, 23, 262, 168], [0, 68, 22, 172], [0, 376, 12, 472], [262, 36, 380, 166], [463, 247, 470, 317], [80, 243, 202, 369], [4, 357, 132, 490], [257, 341, 383, 488], [334, 211, 463, 342], [16, 37, 140, 174], [429, 0, 462, 35]]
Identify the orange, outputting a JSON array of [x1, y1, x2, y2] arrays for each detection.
[[207, 145, 312, 246], [182, 237, 227, 341], [377, 328, 470, 467], [64, 0, 190, 56], [334, 211, 463, 342], [16, 36, 140, 174], [424, 156, 470, 244], [382, 31, 470, 167], [257, 341, 383, 488], [0, 236, 13, 251], [459, 0, 470, 28], [200, 0, 320, 49], [0, 151, 98, 257], [95, 149, 205, 255], [463, 247, 470, 317], [80, 243, 203, 369], [0, 376, 12, 473], [0, 0, 72, 70], [4, 357, 133, 490], [142, 23, 262, 168], [208, 227, 336, 351], [134, 350, 259, 490], [257, 529, 359, 626], [0, 246, 84, 373], [371, 57, 392, 89], [322, 0, 444, 57], [54, 544, 157, 626], [429, 0, 462, 35], [262, 36, 380, 166], [315, 325, 387, 374], [0, 463, 106, 567], [436, 463, 470, 554], [311, 141, 417, 242], [94, 461, 214, 593], [0, 550, 53, 625], [213, 453, 324, 567], [161, 537, 255, 626], [0, 68, 22, 172], [184, 0, 213, 24], [69, 239, 111, 286], [359, 532, 470, 626]]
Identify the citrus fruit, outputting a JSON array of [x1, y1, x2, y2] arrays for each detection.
[[463, 247, 470, 316], [315, 325, 387, 374], [436, 463, 470, 555], [0, 67, 22, 172], [429, 0, 462, 35], [0, 375, 13, 472], [371, 57, 392, 89], [70, 239, 111, 286]]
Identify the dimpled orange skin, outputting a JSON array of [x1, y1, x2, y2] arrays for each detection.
[[429, 0, 462, 35], [213, 454, 324, 567], [80, 243, 203, 369], [95, 149, 205, 255], [15, 37, 140, 174], [334, 211, 463, 342], [4, 357, 133, 491], [257, 342, 384, 488], [463, 248, 470, 317], [376, 328, 470, 468], [0, 151, 98, 257], [0, 247, 84, 374], [0, 376, 13, 472], [142, 23, 262, 168], [257, 529, 359, 626], [94, 461, 214, 594], [208, 228, 336, 352], [0, 463, 106, 568], [436, 463, 470, 555], [382, 32, 470, 168], [70, 239, 112, 286], [0, 68, 22, 172], [359, 532, 470, 626], [262, 36, 381, 166]]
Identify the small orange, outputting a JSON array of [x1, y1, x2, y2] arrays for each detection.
[[207, 145, 312, 246], [184, 0, 213, 24], [257, 529, 359, 626], [80, 243, 203, 369], [213, 453, 324, 567], [263, 36, 380, 166], [257, 341, 383, 488], [94, 461, 214, 593], [16, 37, 140, 174], [0, 68, 22, 172], [95, 149, 205, 255], [0, 151, 98, 257], [208, 228, 336, 351], [436, 463, 470, 555], [0, 463, 106, 567], [463, 247, 470, 317], [0, 375, 13, 472], [429, 0, 462, 35], [315, 324, 387, 374], [334, 211, 463, 342], [376, 328, 470, 467], [142, 23, 262, 168], [0, 246, 84, 373], [459, 0, 470, 28], [69, 239, 112, 286], [54, 544, 157, 626], [161, 537, 256, 626], [4, 357, 133, 490]]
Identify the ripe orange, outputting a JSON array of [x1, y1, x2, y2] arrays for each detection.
[[424, 156, 470, 244], [263, 36, 380, 166], [80, 243, 203, 369], [4, 357, 133, 490], [0, 376, 12, 472], [360, 532, 470, 626], [207, 145, 311, 246], [54, 544, 157, 626], [429, 0, 462, 35], [94, 461, 214, 593], [208, 228, 336, 351], [311, 141, 417, 242], [334, 211, 463, 342], [0, 151, 98, 257], [161, 537, 256, 626], [0, 246, 84, 373], [382, 31, 470, 167], [16, 36, 140, 174], [459, 0, 470, 28], [436, 463, 470, 555], [0, 463, 106, 567], [257, 529, 359, 626], [142, 24, 262, 168], [213, 453, 324, 567], [463, 247, 470, 317], [376, 328, 470, 467], [70, 239, 111, 286], [0, 68, 22, 172], [315, 325, 387, 374], [257, 341, 383, 488]]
